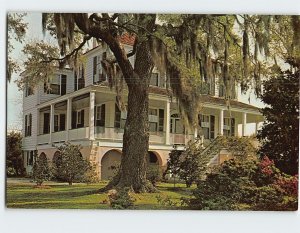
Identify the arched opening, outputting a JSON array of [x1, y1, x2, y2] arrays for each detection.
[[148, 151, 159, 165], [52, 151, 62, 167], [170, 113, 184, 134], [101, 150, 122, 180], [39, 152, 47, 160]]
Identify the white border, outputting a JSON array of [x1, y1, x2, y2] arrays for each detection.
[[1, 1, 300, 233]]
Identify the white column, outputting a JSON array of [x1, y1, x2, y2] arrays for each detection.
[[219, 109, 224, 136], [242, 112, 247, 136], [255, 121, 259, 135], [89, 92, 95, 140], [194, 128, 198, 141], [66, 98, 72, 141], [164, 100, 171, 145], [49, 104, 54, 144]]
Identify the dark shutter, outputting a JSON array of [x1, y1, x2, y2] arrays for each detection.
[[158, 109, 164, 132], [43, 113, 50, 134], [94, 107, 97, 126], [29, 113, 32, 136], [60, 114, 66, 131], [80, 109, 85, 127], [210, 115, 215, 139], [61, 75, 67, 95], [93, 56, 97, 83], [114, 104, 121, 128], [71, 111, 77, 129], [100, 104, 105, 126], [25, 115, 28, 136], [74, 71, 78, 91], [231, 118, 235, 136]]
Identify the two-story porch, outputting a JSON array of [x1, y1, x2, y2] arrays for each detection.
[[35, 85, 264, 180]]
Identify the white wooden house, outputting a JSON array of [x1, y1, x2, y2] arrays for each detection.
[[21, 34, 264, 179]]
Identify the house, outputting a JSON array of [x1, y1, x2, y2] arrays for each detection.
[[21, 35, 264, 180]]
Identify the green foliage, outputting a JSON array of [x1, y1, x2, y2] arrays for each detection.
[[52, 142, 90, 185], [81, 164, 100, 185], [32, 151, 52, 186], [257, 59, 299, 175], [6, 131, 25, 176], [108, 188, 135, 209], [188, 157, 298, 210], [164, 149, 183, 187], [146, 165, 162, 186], [7, 13, 27, 81], [155, 194, 179, 208]]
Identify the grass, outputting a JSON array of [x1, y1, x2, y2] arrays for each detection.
[[6, 180, 194, 210]]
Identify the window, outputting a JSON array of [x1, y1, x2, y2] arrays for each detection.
[[158, 109, 164, 132], [150, 73, 159, 86], [43, 112, 50, 134], [75, 66, 85, 90], [114, 104, 126, 129], [25, 114, 32, 137], [223, 118, 235, 136], [93, 54, 106, 84], [61, 74, 67, 95], [25, 83, 34, 97], [27, 151, 34, 166], [199, 114, 216, 139], [95, 105, 105, 127], [44, 75, 66, 95], [54, 115, 59, 132], [72, 109, 84, 129]]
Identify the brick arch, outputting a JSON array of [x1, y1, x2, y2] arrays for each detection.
[[148, 151, 163, 166], [100, 149, 122, 180]]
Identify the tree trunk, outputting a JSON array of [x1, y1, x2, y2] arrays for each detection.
[[97, 14, 157, 193]]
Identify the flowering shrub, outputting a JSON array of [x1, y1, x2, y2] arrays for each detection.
[[187, 156, 298, 211]]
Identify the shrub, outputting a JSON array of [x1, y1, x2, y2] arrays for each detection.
[[32, 152, 52, 186], [146, 165, 161, 186], [81, 164, 100, 184], [108, 188, 135, 209], [188, 156, 298, 211], [52, 142, 90, 185]]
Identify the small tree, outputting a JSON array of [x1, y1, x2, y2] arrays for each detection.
[[32, 152, 51, 186], [165, 150, 183, 188], [53, 142, 90, 185], [6, 131, 25, 176]]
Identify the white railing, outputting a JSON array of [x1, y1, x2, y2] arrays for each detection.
[[170, 133, 194, 145], [94, 127, 124, 141], [69, 127, 89, 141], [52, 131, 66, 142], [37, 134, 50, 144], [149, 131, 165, 144]]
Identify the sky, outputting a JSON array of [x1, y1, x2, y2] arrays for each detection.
[[7, 12, 266, 133]]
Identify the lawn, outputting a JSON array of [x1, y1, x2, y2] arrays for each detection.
[[6, 180, 194, 210]]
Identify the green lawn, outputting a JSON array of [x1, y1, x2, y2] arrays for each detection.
[[6, 180, 194, 210]]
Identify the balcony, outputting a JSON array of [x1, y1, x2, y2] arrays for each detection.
[[69, 127, 90, 141], [37, 134, 50, 145], [37, 126, 193, 146], [52, 131, 66, 143], [170, 133, 194, 145], [95, 127, 124, 141]]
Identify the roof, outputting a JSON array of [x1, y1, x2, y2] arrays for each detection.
[[148, 86, 260, 111], [83, 33, 135, 56]]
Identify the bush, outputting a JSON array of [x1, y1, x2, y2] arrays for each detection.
[[81, 164, 100, 184], [108, 188, 135, 209], [146, 165, 161, 186], [188, 156, 298, 211], [32, 152, 52, 186], [52, 142, 90, 185]]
